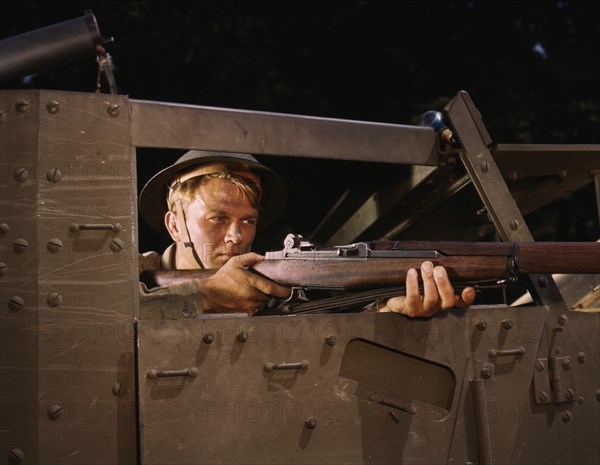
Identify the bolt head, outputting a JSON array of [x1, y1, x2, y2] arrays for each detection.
[[326, 334, 338, 346], [9, 296, 24, 311], [203, 333, 215, 344], [305, 417, 318, 429], [8, 448, 24, 465], [47, 292, 62, 307], [110, 238, 125, 253], [47, 404, 63, 421], [46, 100, 60, 114]]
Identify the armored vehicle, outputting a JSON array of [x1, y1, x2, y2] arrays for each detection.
[[1, 12, 599, 465]]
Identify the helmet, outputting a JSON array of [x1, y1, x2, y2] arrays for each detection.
[[139, 150, 287, 232]]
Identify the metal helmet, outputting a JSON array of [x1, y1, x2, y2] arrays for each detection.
[[139, 150, 287, 232]]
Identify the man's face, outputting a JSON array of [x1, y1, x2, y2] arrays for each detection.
[[172, 177, 259, 268]]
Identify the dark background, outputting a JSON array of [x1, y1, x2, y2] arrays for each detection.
[[2, 0, 599, 253]]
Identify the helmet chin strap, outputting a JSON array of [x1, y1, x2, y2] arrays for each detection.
[[173, 198, 204, 269]]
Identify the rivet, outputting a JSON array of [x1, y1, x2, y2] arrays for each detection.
[[107, 103, 121, 117], [561, 410, 572, 423], [325, 334, 338, 346], [476, 321, 487, 331], [538, 276, 547, 288], [509, 219, 519, 230], [0, 262, 7, 276], [480, 161, 489, 173], [47, 404, 63, 421], [501, 319, 513, 330], [46, 100, 60, 114], [0, 223, 8, 234], [554, 346, 561, 355], [565, 388, 575, 401], [480, 367, 492, 379], [47, 292, 62, 307], [0, 110, 6, 123], [112, 382, 124, 397], [535, 360, 545, 371], [110, 238, 125, 253], [237, 330, 249, 342], [203, 333, 215, 344], [577, 352, 586, 364], [46, 167, 63, 183], [557, 313, 568, 326], [8, 448, 24, 465], [9, 296, 24, 311], [14, 167, 28, 183], [15, 100, 29, 113], [508, 171, 518, 181], [13, 238, 28, 253], [562, 358, 572, 370], [538, 391, 548, 402], [578, 396, 584, 404], [304, 417, 318, 429]]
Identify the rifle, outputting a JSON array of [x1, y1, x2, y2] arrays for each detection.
[[140, 234, 599, 313]]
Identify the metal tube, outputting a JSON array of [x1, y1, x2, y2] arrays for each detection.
[[0, 11, 105, 82], [471, 378, 493, 465]]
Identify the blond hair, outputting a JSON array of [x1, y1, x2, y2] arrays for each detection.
[[168, 171, 262, 213]]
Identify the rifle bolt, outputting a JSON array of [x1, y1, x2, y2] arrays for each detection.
[[237, 330, 249, 342], [47, 404, 63, 421], [8, 448, 24, 465], [577, 352, 586, 363], [325, 334, 338, 346], [557, 313, 568, 326], [538, 391, 548, 402], [304, 417, 318, 429], [203, 333, 215, 344], [476, 321, 487, 331], [501, 319, 513, 330], [561, 411, 572, 423]]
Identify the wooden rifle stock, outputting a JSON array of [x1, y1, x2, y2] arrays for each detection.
[[140, 241, 599, 290]]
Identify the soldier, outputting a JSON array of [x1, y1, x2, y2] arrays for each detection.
[[139, 150, 475, 316]]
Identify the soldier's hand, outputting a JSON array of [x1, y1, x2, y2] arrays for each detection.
[[378, 261, 476, 317], [199, 252, 291, 315]]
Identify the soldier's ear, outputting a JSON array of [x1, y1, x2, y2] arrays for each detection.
[[164, 211, 181, 242]]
